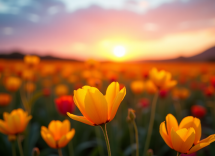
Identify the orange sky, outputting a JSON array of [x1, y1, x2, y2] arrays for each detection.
[[0, 0, 215, 61]]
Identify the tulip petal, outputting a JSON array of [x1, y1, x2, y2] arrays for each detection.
[[105, 82, 119, 115], [110, 87, 126, 121], [179, 116, 201, 144], [60, 120, 70, 136], [66, 128, 75, 141], [166, 114, 179, 136], [84, 88, 108, 125], [41, 131, 56, 148], [74, 89, 95, 123], [198, 134, 215, 144], [159, 121, 173, 149], [58, 135, 67, 148], [3, 112, 9, 122], [0, 120, 9, 134], [171, 128, 187, 153], [180, 128, 195, 153], [187, 142, 210, 154], [67, 113, 94, 126]]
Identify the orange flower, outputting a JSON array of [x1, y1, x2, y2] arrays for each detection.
[[160, 114, 215, 154], [130, 80, 145, 94], [0, 109, 32, 135], [0, 93, 11, 106], [5, 77, 21, 92], [41, 120, 75, 148], [150, 68, 177, 90]]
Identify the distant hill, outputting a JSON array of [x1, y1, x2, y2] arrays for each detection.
[[143, 46, 215, 62], [0, 50, 80, 61]]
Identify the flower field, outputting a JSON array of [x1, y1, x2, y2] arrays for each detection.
[[1, 57, 215, 156]]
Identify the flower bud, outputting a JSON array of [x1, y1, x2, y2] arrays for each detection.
[[127, 109, 136, 122]]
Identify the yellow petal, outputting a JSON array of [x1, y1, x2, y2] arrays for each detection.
[[199, 134, 215, 144], [74, 89, 94, 123], [84, 88, 108, 125], [58, 135, 68, 148], [66, 128, 75, 141], [187, 142, 210, 154], [48, 120, 62, 140], [58, 129, 75, 148], [60, 120, 70, 136], [41, 131, 56, 148], [166, 114, 178, 136], [159, 121, 173, 149], [171, 128, 186, 153], [8, 115, 17, 134], [0, 120, 9, 134], [110, 87, 126, 121], [3, 112, 9, 122], [180, 128, 195, 153], [179, 116, 201, 144], [105, 82, 120, 115], [21, 115, 32, 132], [67, 113, 94, 126]]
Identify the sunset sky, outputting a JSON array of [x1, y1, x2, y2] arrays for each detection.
[[0, 0, 215, 61]]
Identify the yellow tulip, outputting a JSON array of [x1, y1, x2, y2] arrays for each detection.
[[24, 55, 40, 66], [41, 120, 75, 148], [0, 109, 32, 135], [130, 80, 145, 94], [160, 114, 215, 154], [5, 77, 21, 92], [55, 84, 69, 97], [150, 68, 177, 90], [67, 82, 126, 126]]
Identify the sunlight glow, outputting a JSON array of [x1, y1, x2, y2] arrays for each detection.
[[113, 45, 126, 57]]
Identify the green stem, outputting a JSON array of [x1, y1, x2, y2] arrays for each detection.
[[143, 92, 159, 156], [128, 124, 135, 156], [58, 148, 63, 156], [100, 124, 111, 156], [68, 141, 74, 156], [12, 141, 17, 156], [17, 135, 24, 156], [95, 127, 105, 156], [132, 120, 139, 156]]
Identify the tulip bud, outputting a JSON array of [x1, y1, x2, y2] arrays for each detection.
[[32, 147, 40, 156], [147, 149, 153, 156], [0, 93, 11, 106], [127, 109, 136, 122]]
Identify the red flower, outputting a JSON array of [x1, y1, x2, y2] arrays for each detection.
[[159, 89, 168, 98], [204, 86, 214, 97], [210, 76, 215, 88], [43, 88, 51, 97], [191, 105, 206, 118], [138, 98, 149, 108], [55, 96, 75, 115]]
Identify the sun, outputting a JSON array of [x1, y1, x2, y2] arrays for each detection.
[[113, 45, 126, 57]]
